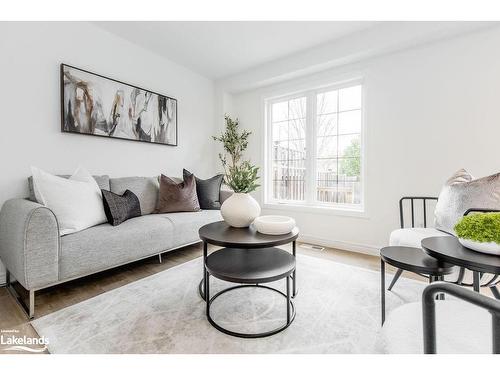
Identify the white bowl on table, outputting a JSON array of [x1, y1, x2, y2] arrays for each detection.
[[253, 215, 296, 235], [459, 238, 500, 256]]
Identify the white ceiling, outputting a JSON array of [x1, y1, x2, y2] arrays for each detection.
[[93, 21, 379, 79]]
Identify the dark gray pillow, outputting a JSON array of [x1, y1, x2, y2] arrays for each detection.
[[183, 169, 224, 209], [101, 189, 141, 226]]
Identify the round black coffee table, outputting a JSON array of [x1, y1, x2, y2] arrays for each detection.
[[198, 221, 299, 300], [422, 236, 500, 294], [204, 247, 296, 338], [198, 221, 299, 338]]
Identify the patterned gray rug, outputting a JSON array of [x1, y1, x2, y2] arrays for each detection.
[[31, 254, 425, 353]]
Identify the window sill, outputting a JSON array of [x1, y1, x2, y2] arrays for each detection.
[[263, 202, 369, 218]]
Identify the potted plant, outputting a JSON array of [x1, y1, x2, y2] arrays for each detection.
[[213, 115, 260, 227], [454, 212, 500, 255]]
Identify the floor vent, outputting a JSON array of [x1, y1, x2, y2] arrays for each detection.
[[299, 243, 325, 251]]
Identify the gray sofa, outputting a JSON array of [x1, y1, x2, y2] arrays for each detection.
[[0, 175, 231, 318]]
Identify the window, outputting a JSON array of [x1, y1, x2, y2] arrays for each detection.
[[266, 82, 363, 211]]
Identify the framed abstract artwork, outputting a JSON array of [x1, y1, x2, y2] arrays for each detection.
[[60, 64, 178, 146]]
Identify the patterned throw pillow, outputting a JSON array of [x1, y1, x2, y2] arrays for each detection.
[[183, 169, 224, 209], [101, 189, 142, 226], [155, 174, 200, 213], [434, 169, 500, 234]]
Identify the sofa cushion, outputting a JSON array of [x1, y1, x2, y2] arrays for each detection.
[[30, 166, 107, 235], [156, 174, 200, 213], [60, 215, 174, 280], [28, 174, 110, 202], [389, 227, 450, 248], [101, 189, 141, 226], [157, 210, 222, 248], [434, 169, 500, 235], [183, 169, 224, 209], [378, 300, 491, 353], [109, 177, 159, 215]]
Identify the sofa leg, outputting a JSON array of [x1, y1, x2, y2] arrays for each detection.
[[5, 270, 35, 319], [29, 290, 35, 319], [158, 253, 162, 264]]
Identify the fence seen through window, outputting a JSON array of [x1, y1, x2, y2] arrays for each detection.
[[269, 84, 362, 206]]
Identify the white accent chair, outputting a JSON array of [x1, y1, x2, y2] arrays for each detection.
[[388, 197, 500, 294], [379, 282, 500, 354]]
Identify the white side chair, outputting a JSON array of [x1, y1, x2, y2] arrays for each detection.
[[379, 282, 500, 354], [388, 197, 500, 294]]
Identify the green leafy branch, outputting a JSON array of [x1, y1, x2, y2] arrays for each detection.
[[213, 115, 259, 193]]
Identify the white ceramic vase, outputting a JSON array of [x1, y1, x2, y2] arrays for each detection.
[[221, 193, 261, 228]]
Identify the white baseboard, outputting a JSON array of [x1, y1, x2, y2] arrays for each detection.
[[298, 234, 381, 257]]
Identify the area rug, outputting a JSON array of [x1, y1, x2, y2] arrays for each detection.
[[31, 254, 425, 353]]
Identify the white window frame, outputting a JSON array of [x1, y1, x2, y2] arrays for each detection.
[[263, 78, 366, 216]]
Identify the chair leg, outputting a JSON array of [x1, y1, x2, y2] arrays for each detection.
[[388, 269, 403, 291], [491, 286, 500, 300], [381, 260, 385, 326]]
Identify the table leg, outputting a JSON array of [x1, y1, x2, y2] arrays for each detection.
[[437, 275, 445, 300], [473, 271, 480, 293], [491, 286, 500, 300], [201, 241, 208, 300], [381, 259, 385, 325], [205, 270, 210, 316], [286, 276, 291, 324], [292, 241, 297, 298]]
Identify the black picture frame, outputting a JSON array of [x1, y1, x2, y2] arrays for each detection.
[[60, 63, 178, 146]]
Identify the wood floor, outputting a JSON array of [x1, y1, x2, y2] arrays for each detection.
[[0, 242, 431, 354]]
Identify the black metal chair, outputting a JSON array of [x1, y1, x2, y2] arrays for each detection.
[[390, 197, 500, 295], [423, 282, 500, 354]]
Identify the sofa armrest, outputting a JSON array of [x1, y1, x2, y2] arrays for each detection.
[[0, 199, 60, 290], [220, 189, 233, 204]]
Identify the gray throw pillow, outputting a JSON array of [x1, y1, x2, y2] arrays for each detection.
[[101, 189, 141, 226], [156, 174, 200, 213], [183, 169, 224, 209], [434, 169, 500, 234]]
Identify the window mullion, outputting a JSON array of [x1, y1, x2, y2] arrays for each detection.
[[305, 91, 316, 205]]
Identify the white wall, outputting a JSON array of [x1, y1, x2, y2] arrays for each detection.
[[225, 27, 500, 254], [0, 22, 217, 282]]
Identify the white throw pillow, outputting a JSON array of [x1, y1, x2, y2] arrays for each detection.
[[31, 166, 107, 235], [434, 169, 500, 235]]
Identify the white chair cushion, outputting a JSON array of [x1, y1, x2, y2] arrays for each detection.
[[389, 227, 451, 248], [378, 300, 492, 353]]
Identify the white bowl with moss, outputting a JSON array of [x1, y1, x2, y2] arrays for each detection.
[[455, 213, 500, 256]]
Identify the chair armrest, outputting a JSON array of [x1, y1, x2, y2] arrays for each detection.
[[463, 208, 500, 216], [0, 198, 60, 290], [422, 282, 500, 354]]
